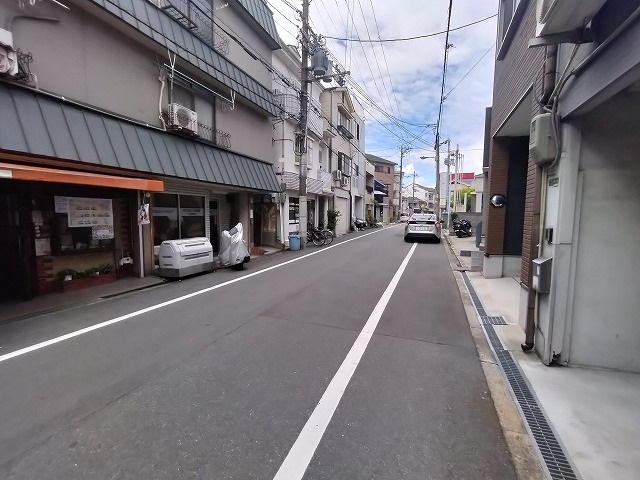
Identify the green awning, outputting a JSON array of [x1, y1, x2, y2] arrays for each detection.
[[0, 84, 281, 192]]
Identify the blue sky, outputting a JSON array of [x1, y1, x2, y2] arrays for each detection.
[[267, 0, 498, 190]]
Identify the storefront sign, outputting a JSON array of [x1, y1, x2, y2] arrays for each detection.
[[35, 238, 51, 256], [138, 204, 150, 225], [152, 207, 178, 220], [68, 197, 113, 227], [92, 225, 114, 240], [179, 207, 204, 217], [54, 196, 70, 213]]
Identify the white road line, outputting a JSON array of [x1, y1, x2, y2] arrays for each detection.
[[0, 228, 393, 364], [273, 243, 418, 480]]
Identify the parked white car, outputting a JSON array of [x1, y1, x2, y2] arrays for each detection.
[[404, 213, 441, 243]]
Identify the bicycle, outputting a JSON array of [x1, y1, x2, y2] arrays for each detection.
[[321, 229, 334, 245], [306, 225, 326, 246]]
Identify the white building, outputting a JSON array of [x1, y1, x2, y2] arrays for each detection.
[[272, 44, 331, 245]]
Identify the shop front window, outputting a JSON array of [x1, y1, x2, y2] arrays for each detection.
[[179, 195, 205, 238], [152, 193, 205, 246], [152, 194, 179, 245], [52, 196, 115, 254], [289, 197, 299, 223]]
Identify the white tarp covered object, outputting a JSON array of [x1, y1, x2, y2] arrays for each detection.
[[219, 223, 250, 268]]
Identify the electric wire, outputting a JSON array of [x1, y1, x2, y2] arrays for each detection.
[[368, 0, 403, 123], [353, 0, 400, 121], [338, 0, 396, 137], [325, 13, 497, 42], [443, 45, 493, 101], [435, 0, 454, 150]]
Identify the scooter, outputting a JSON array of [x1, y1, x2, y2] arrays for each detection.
[[354, 218, 367, 231], [452, 218, 472, 238]]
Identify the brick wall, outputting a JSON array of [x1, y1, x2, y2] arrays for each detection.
[[485, 138, 508, 255], [491, 1, 545, 135], [488, 0, 546, 280]]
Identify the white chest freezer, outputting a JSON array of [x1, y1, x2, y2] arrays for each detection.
[[157, 237, 215, 278]]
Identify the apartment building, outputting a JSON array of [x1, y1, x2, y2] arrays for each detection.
[[0, 0, 281, 300]]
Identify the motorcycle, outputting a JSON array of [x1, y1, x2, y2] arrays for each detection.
[[452, 218, 473, 238], [354, 218, 367, 231]]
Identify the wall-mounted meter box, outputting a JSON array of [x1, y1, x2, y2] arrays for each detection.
[[529, 113, 556, 164], [532, 257, 552, 294]]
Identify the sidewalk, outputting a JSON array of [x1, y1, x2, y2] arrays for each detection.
[[0, 247, 283, 325], [446, 232, 640, 480]]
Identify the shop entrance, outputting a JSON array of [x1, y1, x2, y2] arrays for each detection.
[[0, 181, 36, 301], [253, 194, 277, 247]]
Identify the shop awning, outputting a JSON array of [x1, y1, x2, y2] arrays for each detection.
[[0, 162, 164, 191], [0, 83, 282, 193]]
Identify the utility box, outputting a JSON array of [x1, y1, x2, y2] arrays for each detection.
[[529, 113, 556, 164], [532, 257, 552, 294], [158, 237, 215, 278]]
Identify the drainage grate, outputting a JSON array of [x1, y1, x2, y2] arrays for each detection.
[[461, 272, 579, 480], [480, 315, 507, 325]]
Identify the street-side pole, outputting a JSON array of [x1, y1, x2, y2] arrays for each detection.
[[435, 141, 440, 218], [399, 145, 410, 216], [297, 0, 310, 247], [446, 141, 452, 229]]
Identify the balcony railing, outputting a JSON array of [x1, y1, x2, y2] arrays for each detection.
[[161, 110, 231, 149], [197, 122, 231, 149], [273, 93, 300, 119], [156, 0, 230, 56]]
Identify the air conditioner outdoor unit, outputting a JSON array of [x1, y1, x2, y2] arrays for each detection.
[[332, 170, 342, 181], [0, 28, 18, 77], [341, 176, 349, 187], [535, 0, 607, 37], [168, 103, 198, 135]]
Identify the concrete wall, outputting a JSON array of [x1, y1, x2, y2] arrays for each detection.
[[8, 1, 272, 161], [11, 5, 161, 126], [217, 101, 272, 160], [217, 0, 273, 89], [565, 91, 640, 371]]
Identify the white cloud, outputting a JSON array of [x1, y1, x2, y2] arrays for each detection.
[[268, 0, 497, 187]]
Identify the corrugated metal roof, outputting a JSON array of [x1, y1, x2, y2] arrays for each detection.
[[88, 0, 278, 116], [0, 84, 281, 193], [232, 0, 280, 48]]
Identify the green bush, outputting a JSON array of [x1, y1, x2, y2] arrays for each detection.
[[327, 208, 341, 231], [366, 213, 375, 225]]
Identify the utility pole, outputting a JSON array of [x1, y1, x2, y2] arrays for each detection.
[[296, 0, 310, 247], [412, 171, 417, 202], [444, 144, 454, 229], [434, 0, 453, 222], [399, 145, 411, 216]]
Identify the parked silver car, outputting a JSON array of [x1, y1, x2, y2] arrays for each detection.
[[404, 213, 441, 243]]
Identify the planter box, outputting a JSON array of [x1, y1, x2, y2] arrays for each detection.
[[61, 271, 116, 292]]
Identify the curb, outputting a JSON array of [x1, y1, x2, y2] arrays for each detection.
[[444, 237, 546, 480]]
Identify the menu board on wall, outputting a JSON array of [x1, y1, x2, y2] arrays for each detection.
[[67, 198, 113, 228], [54, 196, 70, 213], [35, 238, 51, 257]]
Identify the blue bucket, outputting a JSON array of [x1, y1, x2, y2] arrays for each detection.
[[288, 234, 301, 251]]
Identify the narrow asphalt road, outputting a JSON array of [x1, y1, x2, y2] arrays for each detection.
[[0, 226, 515, 479]]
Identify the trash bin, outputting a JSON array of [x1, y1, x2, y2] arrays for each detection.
[[289, 234, 301, 251]]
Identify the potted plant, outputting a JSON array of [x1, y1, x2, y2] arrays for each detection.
[[58, 264, 116, 292]]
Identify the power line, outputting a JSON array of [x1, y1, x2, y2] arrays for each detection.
[[339, 0, 396, 131], [353, 0, 399, 120], [368, 0, 402, 123], [443, 45, 493, 101], [324, 13, 497, 43]]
